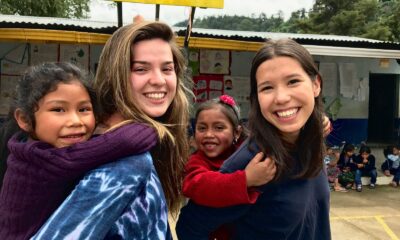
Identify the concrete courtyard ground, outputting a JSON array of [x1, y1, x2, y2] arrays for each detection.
[[330, 185, 400, 240]]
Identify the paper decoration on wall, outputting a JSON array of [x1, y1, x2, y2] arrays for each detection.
[[339, 63, 358, 99], [0, 75, 18, 115], [199, 49, 230, 74], [193, 75, 224, 103], [188, 49, 199, 76], [60, 44, 89, 70], [1, 44, 29, 75], [223, 76, 250, 118], [31, 43, 58, 65]]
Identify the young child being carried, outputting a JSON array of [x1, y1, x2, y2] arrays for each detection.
[[324, 144, 347, 192], [0, 62, 156, 239], [183, 95, 276, 239]]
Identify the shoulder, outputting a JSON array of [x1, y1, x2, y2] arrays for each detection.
[[86, 152, 154, 179]]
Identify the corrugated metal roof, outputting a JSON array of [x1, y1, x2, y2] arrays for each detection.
[[0, 14, 116, 29], [175, 27, 383, 43], [1, 14, 399, 51]]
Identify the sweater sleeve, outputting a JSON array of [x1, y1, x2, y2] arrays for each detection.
[[8, 123, 157, 179], [183, 154, 259, 207]]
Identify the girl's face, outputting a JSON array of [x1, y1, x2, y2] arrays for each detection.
[[195, 107, 239, 159], [33, 81, 95, 148], [361, 152, 370, 159], [256, 56, 321, 143], [130, 38, 177, 118], [345, 150, 354, 157], [393, 147, 399, 155]]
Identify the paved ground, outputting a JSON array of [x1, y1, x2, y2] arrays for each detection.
[[330, 185, 400, 240]]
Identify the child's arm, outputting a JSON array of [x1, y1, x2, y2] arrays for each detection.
[[10, 123, 157, 179], [364, 155, 376, 171], [183, 153, 261, 208]]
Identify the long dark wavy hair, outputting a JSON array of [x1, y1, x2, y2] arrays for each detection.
[[248, 38, 325, 180]]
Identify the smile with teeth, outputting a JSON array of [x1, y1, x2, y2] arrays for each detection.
[[276, 108, 298, 118], [61, 134, 84, 138], [145, 92, 166, 100]]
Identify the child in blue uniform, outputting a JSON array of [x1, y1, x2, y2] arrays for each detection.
[[354, 145, 377, 191]]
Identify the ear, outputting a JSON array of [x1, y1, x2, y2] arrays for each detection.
[[234, 125, 242, 142], [14, 108, 31, 132], [313, 75, 322, 97]]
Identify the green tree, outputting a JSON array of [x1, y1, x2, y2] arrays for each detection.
[[0, 0, 90, 18]]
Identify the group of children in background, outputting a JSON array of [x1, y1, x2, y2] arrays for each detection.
[[324, 141, 400, 192]]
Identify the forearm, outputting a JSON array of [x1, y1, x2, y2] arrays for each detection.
[[31, 123, 157, 178], [183, 170, 259, 207]]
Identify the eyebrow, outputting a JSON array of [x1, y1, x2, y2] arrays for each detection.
[[257, 73, 304, 87], [44, 100, 92, 105], [131, 60, 174, 65]]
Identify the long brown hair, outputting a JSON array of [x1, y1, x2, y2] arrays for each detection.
[[249, 38, 324, 180], [95, 21, 191, 213]]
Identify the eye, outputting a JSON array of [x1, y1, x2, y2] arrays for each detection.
[[50, 108, 64, 112], [163, 65, 175, 74], [214, 125, 226, 131], [132, 64, 148, 73], [288, 79, 301, 85], [259, 85, 273, 92], [79, 106, 93, 112], [196, 125, 206, 132]]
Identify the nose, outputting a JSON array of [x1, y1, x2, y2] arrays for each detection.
[[274, 87, 291, 104], [149, 68, 166, 85], [204, 129, 215, 138], [67, 112, 83, 127]]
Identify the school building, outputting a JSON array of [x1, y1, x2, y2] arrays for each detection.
[[1, 14, 400, 147]]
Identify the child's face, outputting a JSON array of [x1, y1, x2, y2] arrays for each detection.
[[326, 148, 333, 155], [195, 108, 239, 159], [255, 56, 321, 143], [130, 38, 177, 118], [345, 150, 354, 157], [361, 152, 369, 159], [393, 147, 399, 155], [33, 81, 95, 148]]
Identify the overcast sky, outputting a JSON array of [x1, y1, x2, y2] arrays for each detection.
[[89, 0, 315, 26]]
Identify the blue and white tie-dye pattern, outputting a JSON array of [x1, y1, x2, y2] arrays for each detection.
[[31, 152, 170, 240]]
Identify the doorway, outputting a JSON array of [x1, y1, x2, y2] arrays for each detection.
[[368, 74, 398, 143]]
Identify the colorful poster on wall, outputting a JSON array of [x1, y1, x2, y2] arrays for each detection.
[[31, 43, 58, 65], [193, 75, 224, 103], [60, 44, 89, 70], [199, 49, 230, 74]]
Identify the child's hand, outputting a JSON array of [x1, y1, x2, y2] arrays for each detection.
[[245, 152, 276, 187], [322, 115, 332, 137]]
